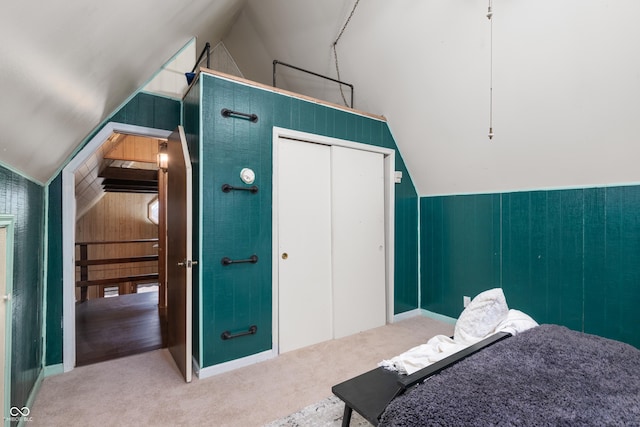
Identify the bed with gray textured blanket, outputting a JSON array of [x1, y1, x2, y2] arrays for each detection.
[[379, 325, 640, 426]]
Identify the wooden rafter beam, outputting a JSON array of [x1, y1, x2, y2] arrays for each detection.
[[99, 167, 158, 183]]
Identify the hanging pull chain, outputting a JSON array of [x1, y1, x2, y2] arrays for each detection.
[[333, 0, 361, 107], [487, 0, 494, 140]]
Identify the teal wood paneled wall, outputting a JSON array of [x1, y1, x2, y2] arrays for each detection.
[[421, 194, 501, 315], [393, 150, 419, 313], [45, 92, 181, 366], [200, 75, 271, 366], [421, 186, 640, 348], [111, 92, 181, 131], [0, 165, 45, 412], [46, 175, 63, 366], [197, 74, 418, 367]]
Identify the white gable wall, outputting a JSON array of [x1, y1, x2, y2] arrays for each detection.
[[224, 0, 640, 196]]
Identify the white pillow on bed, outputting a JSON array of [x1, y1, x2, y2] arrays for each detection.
[[454, 288, 509, 345], [494, 309, 539, 335]]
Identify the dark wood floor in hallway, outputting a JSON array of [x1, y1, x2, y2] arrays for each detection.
[[75, 291, 166, 366]]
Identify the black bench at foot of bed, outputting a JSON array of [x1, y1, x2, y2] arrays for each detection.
[[332, 331, 512, 427]]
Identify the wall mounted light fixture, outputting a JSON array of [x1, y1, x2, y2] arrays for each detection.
[[157, 142, 168, 172]]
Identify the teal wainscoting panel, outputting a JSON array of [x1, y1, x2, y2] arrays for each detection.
[[383, 127, 418, 314], [421, 186, 640, 348], [421, 194, 500, 317], [393, 185, 418, 313], [545, 189, 584, 330], [0, 165, 45, 413], [197, 73, 419, 367], [421, 196, 443, 313], [585, 186, 640, 347], [583, 187, 607, 339], [501, 190, 583, 330]]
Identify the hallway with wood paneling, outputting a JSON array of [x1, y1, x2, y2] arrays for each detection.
[[75, 291, 166, 366]]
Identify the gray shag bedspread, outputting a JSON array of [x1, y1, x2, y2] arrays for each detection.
[[379, 324, 640, 426]]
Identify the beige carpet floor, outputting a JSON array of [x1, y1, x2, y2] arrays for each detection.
[[30, 315, 453, 427]]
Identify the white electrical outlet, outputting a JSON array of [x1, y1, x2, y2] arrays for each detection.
[[463, 296, 471, 308]]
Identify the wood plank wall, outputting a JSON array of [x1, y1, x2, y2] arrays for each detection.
[[104, 134, 159, 162], [75, 192, 158, 299]]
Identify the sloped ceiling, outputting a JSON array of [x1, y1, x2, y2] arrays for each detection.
[[224, 1, 640, 196], [2, 1, 639, 194], [0, 0, 246, 184]]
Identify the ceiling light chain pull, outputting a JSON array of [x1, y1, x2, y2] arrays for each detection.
[[333, 0, 361, 107], [487, 0, 494, 140]]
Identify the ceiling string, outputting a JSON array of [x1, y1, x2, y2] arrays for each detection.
[[333, 0, 361, 107], [487, 0, 494, 140]]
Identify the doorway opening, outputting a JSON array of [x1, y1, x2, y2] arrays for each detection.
[[62, 123, 172, 370]]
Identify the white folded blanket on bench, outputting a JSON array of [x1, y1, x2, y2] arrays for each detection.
[[379, 288, 538, 375]]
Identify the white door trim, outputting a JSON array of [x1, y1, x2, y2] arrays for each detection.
[[0, 215, 14, 424], [271, 127, 395, 354], [61, 122, 172, 372]]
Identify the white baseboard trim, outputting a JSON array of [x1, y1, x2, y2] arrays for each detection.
[[393, 308, 422, 322], [420, 309, 457, 325], [195, 349, 276, 379], [392, 308, 458, 325], [43, 363, 64, 377]]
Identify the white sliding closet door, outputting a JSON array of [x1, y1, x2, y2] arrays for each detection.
[[277, 138, 333, 353], [331, 146, 386, 338], [276, 135, 388, 353]]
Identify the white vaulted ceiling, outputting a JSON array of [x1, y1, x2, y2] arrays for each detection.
[[0, 0, 246, 184], [223, 0, 640, 195], [2, 1, 640, 195]]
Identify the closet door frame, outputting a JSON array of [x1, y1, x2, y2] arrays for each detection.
[[271, 127, 395, 353]]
